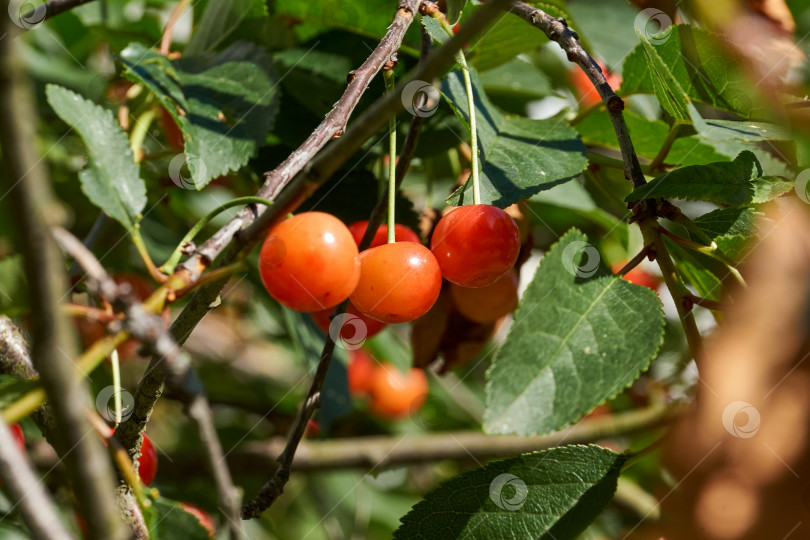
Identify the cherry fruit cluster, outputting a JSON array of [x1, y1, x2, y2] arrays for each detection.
[[258, 204, 521, 326]]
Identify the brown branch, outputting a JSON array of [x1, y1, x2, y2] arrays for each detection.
[[683, 293, 725, 312], [118, 0, 514, 488], [507, 2, 646, 190], [17, 0, 98, 28], [0, 19, 128, 540], [51, 227, 243, 540], [507, 1, 704, 359], [240, 26, 434, 520], [0, 418, 73, 540]]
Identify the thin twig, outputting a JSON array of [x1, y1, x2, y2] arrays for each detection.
[[507, 2, 646, 190], [0, 18, 128, 540], [160, 0, 192, 56], [615, 244, 655, 277], [18, 0, 97, 28], [683, 293, 725, 312], [0, 418, 73, 540], [51, 227, 243, 540], [156, 404, 682, 476]]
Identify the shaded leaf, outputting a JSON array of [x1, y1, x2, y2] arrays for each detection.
[[119, 41, 279, 189], [446, 0, 466, 24], [442, 69, 588, 208], [394, 445, 627, 539], [186, 0, 267, 56], [45, 85, 146, 227], [620, 25, 769, 119], [625, 151, 794, 206], [485, 229, 664, 436], [0, 376, 40, 409]]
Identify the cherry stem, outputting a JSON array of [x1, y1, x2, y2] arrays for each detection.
[[438, 16, 480, 204], [384, 69, 397, 244], [131, 226, 169, 283], [111, 349, 122, 425], [160, 196, 273, 274], [129, 106, 157, 163]]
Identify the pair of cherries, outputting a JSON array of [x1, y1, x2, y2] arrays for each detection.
[[258, 204, 520, 324]]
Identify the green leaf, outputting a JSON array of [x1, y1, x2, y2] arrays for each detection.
[[45, 85, 146, 227], [446, 0, 466, 24], [0, 376, 39, 409], [620, 25, 768, 119], [636, 28, 690, 123], [145, 497, 212, 540], [119, 41, 279, 189], [665, 240, 725, 301], [442, 69, 588, 208], [186, 0, 267, 56], [564, 0, 641, 73], [576, 109, 727, 167], [689, 206, 762, 261], [421, 16, 453, 47], [689, 103, 792, 142], [484, 230, 664, 436], [625, 151, 794, 206], [394, 445, 627, 539], [479, 58, 552, 101], [275, 0, 406, 41]]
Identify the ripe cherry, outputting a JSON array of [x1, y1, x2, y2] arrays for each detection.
[[10, 423, 24, 452], [451, 269, 520, 324], [311, 302, 387, 341], [570, 62, 622, 109], [350, 242, 442, 324], [138, 433, 157, 486], [431, 204, 520, 288], [347, 348, 377, 396], [259, 212, 361, 313], [369, 363, 428, 418], [180, 502, 216, 538], [347, 221, 421, 250], [612, 262, 661, 291]]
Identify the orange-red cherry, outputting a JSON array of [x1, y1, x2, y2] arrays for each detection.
[[138, 433, 157, 486], [612, 261, 661, 291], [310, 301, 387, 341], [431, 204, 520, 288], [347, 221, 421, 249], [10, 423, 24, 452], [347, 348, 377, 396], [369, 363, 428, 418], [350, 242, 442, 324], [451, 269, 520, 324], [259, 212, 360, 313]]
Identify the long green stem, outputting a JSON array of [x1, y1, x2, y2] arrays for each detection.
[[439, 18, 480, 204], [129, 107, 157, 162], [384, 70, 397, 244], [160, 196, 273, 274]]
